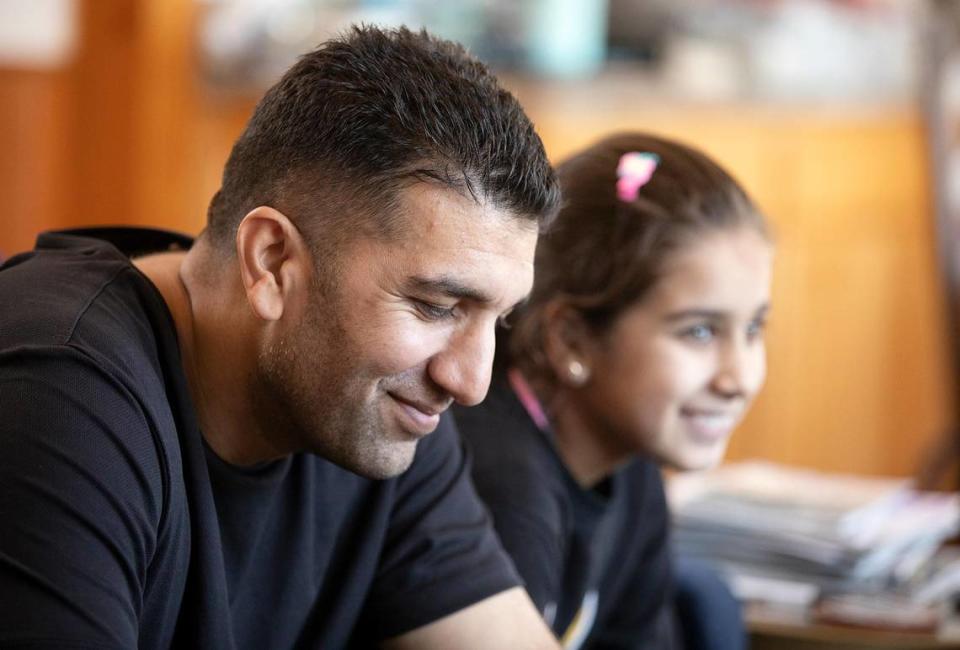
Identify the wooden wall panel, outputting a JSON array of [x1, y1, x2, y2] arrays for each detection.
[[0, 0, 197, 254], [130, 0, 201, 231], [0, 69, 70, 255], [69, 0, 138, 228]]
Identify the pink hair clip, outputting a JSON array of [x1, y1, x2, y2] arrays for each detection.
[[616, 152, 660, 202]]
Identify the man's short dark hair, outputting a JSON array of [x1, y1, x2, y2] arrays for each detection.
[[206, 24, 560, 251]]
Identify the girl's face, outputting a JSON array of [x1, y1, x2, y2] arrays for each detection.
[[575, 227, 772, 471]]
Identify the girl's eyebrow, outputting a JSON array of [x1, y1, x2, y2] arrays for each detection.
[[663, 303, 770, 323], [663, 309, 725, 323]]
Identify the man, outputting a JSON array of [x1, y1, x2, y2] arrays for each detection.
[[0, 26, 560, 649]]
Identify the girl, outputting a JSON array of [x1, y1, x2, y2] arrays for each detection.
[[454, 132, 773, 649]]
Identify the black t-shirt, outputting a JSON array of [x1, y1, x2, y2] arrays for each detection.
[[454, 371, 676, 649], [0, 229, 519, 649]]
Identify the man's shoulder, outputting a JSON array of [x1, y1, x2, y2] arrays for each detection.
[[0, 229, 194, 523], [0, 229, 187, 397], [0, 229, 180, 351]]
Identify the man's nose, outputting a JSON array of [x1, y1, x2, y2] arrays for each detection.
[[427, 320, 496, 406]]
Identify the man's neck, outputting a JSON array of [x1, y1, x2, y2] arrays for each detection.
[[134, 248, 279, 467]]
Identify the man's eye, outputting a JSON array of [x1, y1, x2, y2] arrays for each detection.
[[416, 300, 455, 321]]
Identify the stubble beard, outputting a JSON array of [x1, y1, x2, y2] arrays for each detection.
[[252, 292, 418, 480]]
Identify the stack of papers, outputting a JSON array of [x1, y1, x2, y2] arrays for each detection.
[[668, 462, 960, 606]]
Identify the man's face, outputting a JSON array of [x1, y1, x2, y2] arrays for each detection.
[[256, 183, 538, 478]]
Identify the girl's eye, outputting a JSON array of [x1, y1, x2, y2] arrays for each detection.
[[681, 324, 715, 342], [746, 318, 767, 340], [416, 300, 456, 321]]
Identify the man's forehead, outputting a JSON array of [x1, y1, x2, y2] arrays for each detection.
[[394, 181, 538, 238]]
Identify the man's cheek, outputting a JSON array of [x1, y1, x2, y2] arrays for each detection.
[[366, 323, 449, 374]]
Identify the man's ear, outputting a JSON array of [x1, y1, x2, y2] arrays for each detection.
[[235, 206, 311, 322], [541, 299, 596, 387]]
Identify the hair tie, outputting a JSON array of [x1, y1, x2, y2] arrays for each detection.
[[616, 152, 659, 202]]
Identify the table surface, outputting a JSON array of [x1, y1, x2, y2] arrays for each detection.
[[746, 602, 960, 650]]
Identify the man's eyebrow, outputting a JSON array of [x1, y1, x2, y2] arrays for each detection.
[[407, 275, 495, 304]]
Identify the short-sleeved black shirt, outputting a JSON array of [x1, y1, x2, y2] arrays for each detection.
[[454, 370, 676, 649], [0, 229, 519, 649]]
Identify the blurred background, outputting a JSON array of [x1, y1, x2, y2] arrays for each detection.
[[0, 0, 956, 485]]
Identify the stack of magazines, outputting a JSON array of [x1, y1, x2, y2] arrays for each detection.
[[669, 462, 960, 608]]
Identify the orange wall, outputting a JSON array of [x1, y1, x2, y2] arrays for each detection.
[[0, 0, 202, 255], [0, 68, 71, 255]]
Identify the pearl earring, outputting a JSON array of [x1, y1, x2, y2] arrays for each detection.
[[568, 359, 589, 385]]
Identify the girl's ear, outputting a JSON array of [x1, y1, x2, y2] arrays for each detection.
[[542, 299, 596, 388]]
